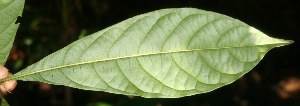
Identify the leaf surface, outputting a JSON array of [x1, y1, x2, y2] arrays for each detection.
[[9, 8, 292, 98], [0, 0, 24, 105], [0, 98, 9, 106], [0, 0, 24, 65]]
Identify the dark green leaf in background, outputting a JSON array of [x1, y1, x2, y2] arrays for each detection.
[[0, 98, 9, 106]]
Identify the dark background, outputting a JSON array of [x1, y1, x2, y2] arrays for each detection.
[[4, 0, 300, 106]]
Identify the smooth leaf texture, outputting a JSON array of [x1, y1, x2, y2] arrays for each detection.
[[8, 8, 292, 98], [0, 0, 24, 65]]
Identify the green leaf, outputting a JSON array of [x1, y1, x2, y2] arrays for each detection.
[[8, 8, 292, 98], [0, 98, 9, 106], [87, 102, 112, 106], [0, 0, 24, 106], [0, 0, 25, 65]]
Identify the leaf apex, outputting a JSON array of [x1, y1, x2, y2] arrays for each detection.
[[274, 39, 294, 47]]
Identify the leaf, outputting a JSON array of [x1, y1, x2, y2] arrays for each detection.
[[0, 0, 25, 65], [7, 8, 292, 98], [0, 98, 9, 106], [0, 0, 24, 106]]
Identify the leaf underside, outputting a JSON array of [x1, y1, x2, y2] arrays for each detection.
[[10, 8, 292, 98], [0, 0, 24, 65]]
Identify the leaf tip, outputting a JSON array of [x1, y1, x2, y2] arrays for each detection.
[[275, 39, 294, 47]]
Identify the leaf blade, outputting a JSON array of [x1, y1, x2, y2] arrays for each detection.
[[0, 0, 25, 65], [11, 8, 292, 98], [0, 98, 9, 106]]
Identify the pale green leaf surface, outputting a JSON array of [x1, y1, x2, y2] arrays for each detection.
[[9, 8, 292, 98], [0, 0, 24, 65]]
